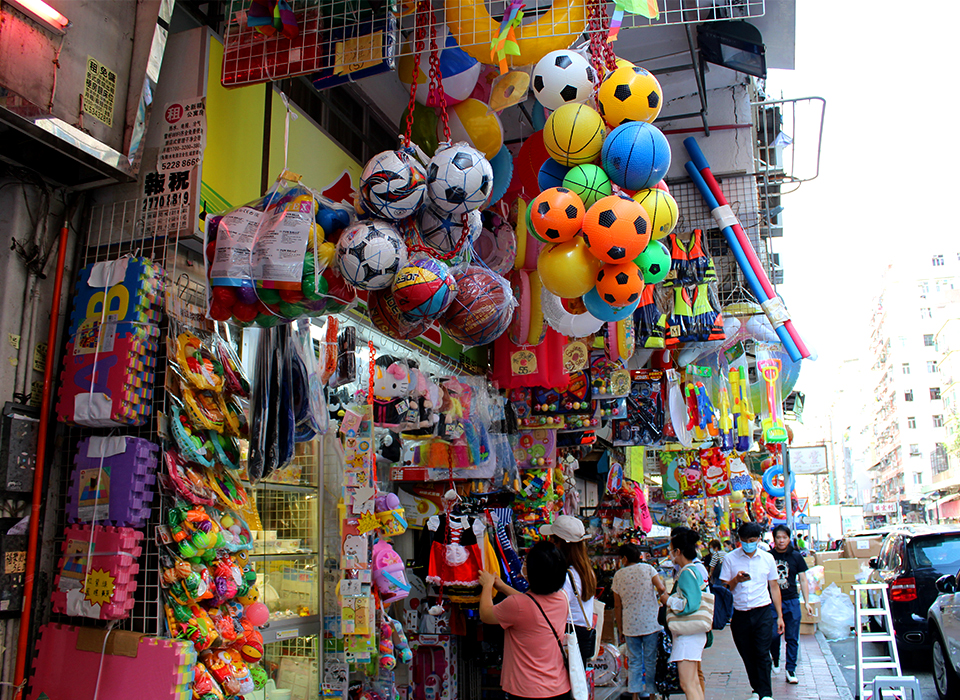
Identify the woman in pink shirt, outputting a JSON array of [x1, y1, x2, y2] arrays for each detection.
[[479, 541, 572, 700]]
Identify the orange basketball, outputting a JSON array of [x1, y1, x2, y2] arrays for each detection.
[[581, 194, 651, 264], [530, 187, 586, 243], [595, 262, 645, 307]]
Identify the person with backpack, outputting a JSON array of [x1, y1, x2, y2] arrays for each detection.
[[612, 543, 665, 700]]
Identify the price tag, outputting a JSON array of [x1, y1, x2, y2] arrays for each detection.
[[511, 350, 537, 376]]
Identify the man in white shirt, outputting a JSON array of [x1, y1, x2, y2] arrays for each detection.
[[720, 522, 785, 700]]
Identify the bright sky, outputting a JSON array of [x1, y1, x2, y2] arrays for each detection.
[[764, 0, 960, 441]]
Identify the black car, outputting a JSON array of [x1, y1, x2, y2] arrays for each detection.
[[867, 525, 960, 648]]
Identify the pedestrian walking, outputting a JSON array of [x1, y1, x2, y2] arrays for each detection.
[[707, 539, 725, 582], [769, 525, 814, 684], [612, 543, 665, 700], [660, 527, 709, 700], [720, 522, 784, 700]]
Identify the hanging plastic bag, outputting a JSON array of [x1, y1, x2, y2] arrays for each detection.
[[818, 583, 855, 641], [247, 328, 275, 483]]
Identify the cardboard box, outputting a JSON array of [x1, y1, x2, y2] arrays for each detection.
[[824, 558, 863, 577], [799, 622, 817, 635], [815, 551, 842, 566], [801, 601, 820, 624], [842, 536, 883, 560], [600, 611, 616, 643], [803, 555, 816, 568]]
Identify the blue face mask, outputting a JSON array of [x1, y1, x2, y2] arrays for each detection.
[[742, 541, 759, 554]]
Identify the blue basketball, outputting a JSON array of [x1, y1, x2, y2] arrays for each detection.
[[538, 158, 571, 191], [583, 286, 640, 322], [601, 122, 671, 191]]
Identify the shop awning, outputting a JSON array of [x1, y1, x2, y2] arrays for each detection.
[[921, 475, 960, 494]]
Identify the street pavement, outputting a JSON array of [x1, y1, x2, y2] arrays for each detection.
[[827, 637, 934, 699]]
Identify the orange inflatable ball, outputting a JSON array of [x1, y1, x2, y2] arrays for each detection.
[[581, 194, 652, 264], [595, 262, 645, 307], [537, 236, 603, 299], [530, 187, 585, 243]]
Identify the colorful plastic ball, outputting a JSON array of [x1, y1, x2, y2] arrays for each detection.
[[398, 27, 481, 107], [446, 98, 504, 160], [246, 602, 270, 627], [524, 198, 548, 243], [595, 262, 644, 307], [301, 256, 330, 301], [531, 49, 597, 111], [488, 144, 514, 206], [596, 65, 663, 127], [601, 122, 671, 191], [335, 220, 407, 290], [239, 636, 264, 663], [633, 240, 671, 284], [582, 286, 640, 322], [441, 266, 514, 347], [537, 236, 603, 299], [359, 149, 427, 221], [368, 288, 429, 340], [530, 187, 585, 243], [538, 158, 571, 191], [392, 257, 459, 321], [419, 206, 482, 255], [581, 194, 652, 264], [543, 103, 606, 167], [235, 286, 259, 305], [632, 187, 679, 240], [426, 143, 494, 217], [562, 164, 612, 209]]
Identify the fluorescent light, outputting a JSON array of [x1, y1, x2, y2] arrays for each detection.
[[5, 0, 70, 34]]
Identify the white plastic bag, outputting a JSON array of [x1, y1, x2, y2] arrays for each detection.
[[819, 583, 856, 640]]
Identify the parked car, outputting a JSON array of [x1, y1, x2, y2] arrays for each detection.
[[927, 565, 960, 700], [866, 525, 960, 649]]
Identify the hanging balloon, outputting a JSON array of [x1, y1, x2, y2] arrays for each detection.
[[445, 98, 504, 160], [541, 288, 604, 337], [398, 27, 482, 107], [488, 144, 514, 205], [537, 236, 602, 299]]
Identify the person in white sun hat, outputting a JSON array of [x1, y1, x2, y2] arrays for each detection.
[[541, 515, 598, 668]]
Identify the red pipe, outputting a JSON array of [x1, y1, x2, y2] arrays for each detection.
[[13, 221, 70, 699]]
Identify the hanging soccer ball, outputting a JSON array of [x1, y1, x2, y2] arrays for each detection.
[[595, 262, 645, 307], [596, 65, 663, 127], [392, 257, 459, 321], [581, 194, 651, 264], [530, 187, 585, 243], [359, 150, 427, 221], [426, 143, 494, 217], [531, 50, 596, 111], [335, 220, 408, 291], [419, 206, 482, 255]]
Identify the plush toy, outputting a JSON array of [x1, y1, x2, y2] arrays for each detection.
[[373, 358, 412, 428]]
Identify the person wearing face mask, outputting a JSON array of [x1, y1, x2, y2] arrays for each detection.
[[720, 522, 784, 700], [612, 544, 666, 700]]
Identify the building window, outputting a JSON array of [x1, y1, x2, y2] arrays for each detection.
[[928, 361, 939, 373], [909, 443, 921, 456], [933, 254, 945, 267], [913, 472, 923, 485], [923, 334, 935, 347], [932, 443, 950, 473], [904, 390, 914, 402], [921, 307, 932, 319], [907, 416, 917, 429], [902, 363, 910, 375], [934, 414, 944, 427], [919, 282, 929, 295], [931, 387, 942, 400]]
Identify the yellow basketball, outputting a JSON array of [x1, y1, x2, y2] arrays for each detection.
[[543, 104, 606, 167], [632, 188, 679, 240]]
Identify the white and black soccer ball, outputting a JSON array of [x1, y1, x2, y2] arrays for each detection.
[[359, 149, 427, 221], [532, 50, 596, 111], [426, 143, 493, 218], [419, 206, 482, 255], [336, 220, 408, 290]]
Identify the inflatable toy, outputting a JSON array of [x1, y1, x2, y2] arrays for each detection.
[[398, 27, 481, 107], [601, 121, 671, 191], [537, 236, 601, 299], [581, 194, 651, 263], [446, 98, 504, 160], [530, 187, 585, 243], [562, 163, 612, 208], [543, 103, 605, 167], [427, 143, 494, 217], [531, 49, 596, 110], [632, 187, 678, 240], [596, 65, 663, 127]]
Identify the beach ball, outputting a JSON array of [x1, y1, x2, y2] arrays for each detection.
[[419, 206, 482, 255], [398, 28, 481, 107], [359, 149, 427, 221], [531, 49, 596, 111], [537, 236, 602, 299], [596, 65, 663, 127], [543, 104, 606, 167], [368, 288, 430, 340], [488, 144, 514, 205], [581, 194, 651, 264], [392, 257, 458, 321], [336, 220, 407, 290], [601, 122, 671, 191], [633, 240, 670, 284], [562, 164, 612, 208], [632, 188, 679, 240], [538, 158, 571, 191], [446, 98, 504, 160], [530, 187, 585, 243], [540, 288, 604, 337], [583, 286, 640, 322], [441, 266, 514, 347], [595, 262, 644, 307], [426, 143, 493, 217]]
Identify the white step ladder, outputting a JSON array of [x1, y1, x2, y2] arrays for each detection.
[[851, 584, 917, 700]]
